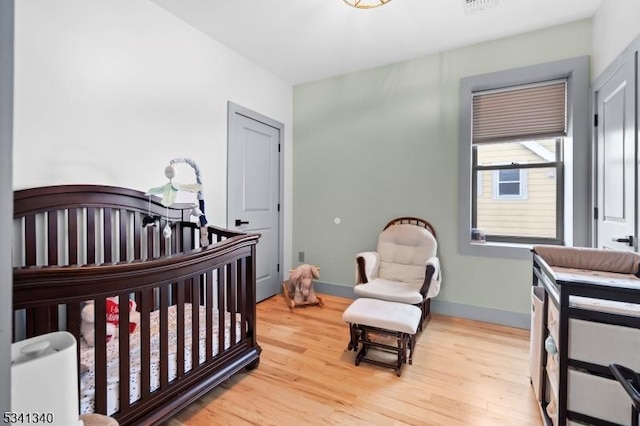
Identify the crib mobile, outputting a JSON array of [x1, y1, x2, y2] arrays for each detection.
[[145, 157, 209, 247]]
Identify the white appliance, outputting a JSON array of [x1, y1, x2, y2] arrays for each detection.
[[11, 331, 84, 426]]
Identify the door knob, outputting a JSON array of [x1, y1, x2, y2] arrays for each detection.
[[612, 236, 634, 246], [235, 219, 249, 226]]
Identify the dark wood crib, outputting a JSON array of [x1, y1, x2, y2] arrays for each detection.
[[11, 185, 261, 425]]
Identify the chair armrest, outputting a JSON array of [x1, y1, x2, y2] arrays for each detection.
[[356, 251, 380, 284], [420, 265, 436, 298], [420, 256, 441, 299]]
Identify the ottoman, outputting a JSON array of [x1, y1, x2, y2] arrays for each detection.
[[342, 298, 422, 376]]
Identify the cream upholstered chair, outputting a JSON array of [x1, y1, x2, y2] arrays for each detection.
[[355, 217, 441, 328]]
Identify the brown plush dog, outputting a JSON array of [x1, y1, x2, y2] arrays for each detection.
[[284, 264, 322, 308]]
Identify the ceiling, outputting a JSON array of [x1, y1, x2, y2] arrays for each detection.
[[151, 0, 603, 85]]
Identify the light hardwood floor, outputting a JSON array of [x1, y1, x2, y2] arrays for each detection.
[[163, 294, 542, 426]]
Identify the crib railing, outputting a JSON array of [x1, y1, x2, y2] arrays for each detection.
[[13, 230, 259, 425]]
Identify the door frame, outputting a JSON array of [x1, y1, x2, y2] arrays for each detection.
[[227, 101, 285, 292], [591, 35, 640, 248]]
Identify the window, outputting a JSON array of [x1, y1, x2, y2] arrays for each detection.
[[494, 169, 525, 199], [473, 138, 561, 242], [458, 57, 590, 259], [470, 81, 566, 244]]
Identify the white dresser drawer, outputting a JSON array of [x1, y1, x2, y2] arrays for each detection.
[[568, 318, 640, 370], [567, 369, 632, 426]]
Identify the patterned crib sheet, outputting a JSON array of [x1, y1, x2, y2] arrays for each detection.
[[79, 304, 242, 415]]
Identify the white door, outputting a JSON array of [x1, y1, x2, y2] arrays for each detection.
[[595, 57, 636, 250], [228, 103, 282, 301]]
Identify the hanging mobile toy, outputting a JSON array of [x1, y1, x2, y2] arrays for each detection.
[[146, 158, 209, 246]]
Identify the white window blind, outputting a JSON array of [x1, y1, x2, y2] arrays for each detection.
[[472, 81, 567, 144]]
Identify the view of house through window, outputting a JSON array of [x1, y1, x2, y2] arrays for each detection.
[[472, 138, 561, 241], [470, 79, 566, 244]]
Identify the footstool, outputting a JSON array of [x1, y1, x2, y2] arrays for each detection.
[[342, 298, 422, 376]]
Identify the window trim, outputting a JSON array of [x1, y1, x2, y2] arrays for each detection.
[[458, 56, 591, 260]]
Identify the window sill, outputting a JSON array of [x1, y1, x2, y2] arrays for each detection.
[[459, 240, 534, 260]]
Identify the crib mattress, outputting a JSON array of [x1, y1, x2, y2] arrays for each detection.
[[79, 304, 242, 415]]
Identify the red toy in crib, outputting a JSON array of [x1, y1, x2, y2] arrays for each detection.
[[105, 298, 138, 339]]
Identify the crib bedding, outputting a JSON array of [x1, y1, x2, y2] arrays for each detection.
[[80, 304, 243, 415]]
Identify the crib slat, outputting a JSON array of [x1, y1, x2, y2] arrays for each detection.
[[134, 213, 141, 261], [249, 253, 256, 339], [26, 307, 54, 337], [176, 284, 185, 378], [118, 291, 131, 414], [66, 303, 81, 348], [159, 285, 169, 388], [40, 307, 57, 335], [66, 302, 82, 410], [103, 209, 112, 264], [94, 298, 108, 415], [47, 211, 58, 266], [146, 225, 154, 260], [239, 258, 247, 341], [184, 275, 193, 307], [249, 244, 257, 348], [48, 305, 58, 334], [139, 288, 152, 399], [25, 215, 36, 266], [183, 227, 193, 253], [205, 270, 213, 360], [191, 278, 200, 371], [171, 223, 178, 255], [159, 219, 166, 257], [119, 209, 127, 262], [68, 209, 78, 265], [217, 267, 225, 357], [229, 263, 237, 347], [86, 208, 96, 264], [25, 309, 36, 338]]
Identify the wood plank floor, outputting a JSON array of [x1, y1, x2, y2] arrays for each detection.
[[162, 294, 542, 426]]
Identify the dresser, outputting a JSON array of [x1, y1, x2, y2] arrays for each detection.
[[531, 246, 640, 426]]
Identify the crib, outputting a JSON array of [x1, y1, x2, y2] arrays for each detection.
[[11, 185, 261, 426]]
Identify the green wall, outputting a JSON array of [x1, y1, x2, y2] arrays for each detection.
[[292, 20, 592, 317]]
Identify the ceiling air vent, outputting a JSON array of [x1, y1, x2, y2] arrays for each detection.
[[462, 0, 500, 13]]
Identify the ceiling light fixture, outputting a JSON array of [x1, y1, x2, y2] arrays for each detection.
[[343, 0, 392, 9], [462, 0, 500, 13]]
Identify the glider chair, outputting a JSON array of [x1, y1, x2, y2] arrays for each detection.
[[355, 217, 441, 329]]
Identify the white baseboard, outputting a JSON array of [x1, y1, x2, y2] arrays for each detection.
[[313, 281, 530, 330]]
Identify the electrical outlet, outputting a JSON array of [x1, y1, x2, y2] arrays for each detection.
[[298, 251, 305, 262]]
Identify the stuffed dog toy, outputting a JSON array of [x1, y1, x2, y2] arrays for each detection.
[[286, 264, 320, 305]]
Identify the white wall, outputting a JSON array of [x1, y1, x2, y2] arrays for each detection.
[[0, 0, 14, 414], [592, 0, 640, 78], [13, 0, 293, 270]]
